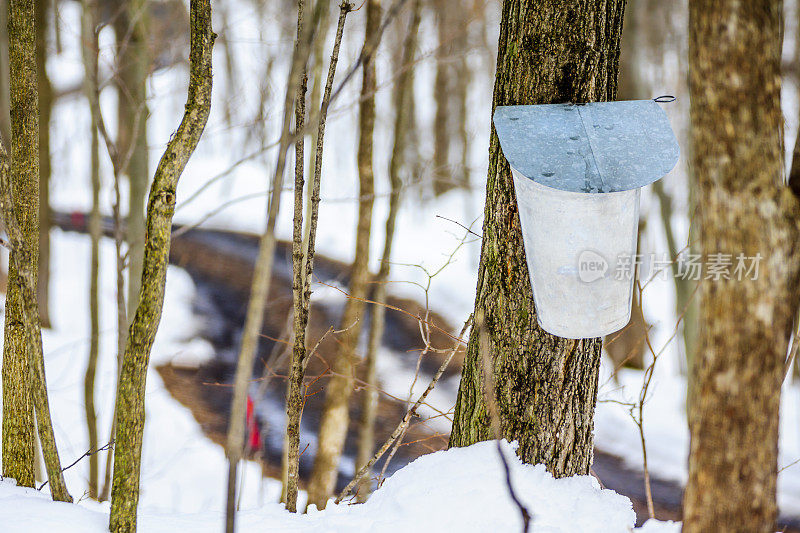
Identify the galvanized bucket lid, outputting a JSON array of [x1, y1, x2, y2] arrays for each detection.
[[493, 100, 680, 193]]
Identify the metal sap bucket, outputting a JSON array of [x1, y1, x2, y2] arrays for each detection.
[[493, 100, 679, 339]]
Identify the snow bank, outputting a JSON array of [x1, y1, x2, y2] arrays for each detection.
[[0, 439, 671, 532]]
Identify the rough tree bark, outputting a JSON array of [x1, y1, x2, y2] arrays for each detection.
[[283, 1, 351, 513], [0, 0, 9, 143], [354, 0, 420, 500], [682, 2, 800, 532], [34, 0, 51, 328], [2, 0, 39, 489], [108, 1, 214, 529], [0, 138, 72, 503], [112, 0, 149, 321], [449, 0, 625, 477], [284, 2, 310, 510], [307, 0, 381, 509], [0, 0, 71, 502]]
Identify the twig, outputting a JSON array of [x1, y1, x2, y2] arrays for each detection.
[[177, 0, 412, 217], [315, 278, 464, 346], [328, 0, 409, 104], [336, 315, 472, 503], [435, 214, 482, 239], [38, 441, 113, 491]]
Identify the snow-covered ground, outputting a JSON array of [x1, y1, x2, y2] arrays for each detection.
[[0, 230, 676, 532], [1, 436, 675, 533]]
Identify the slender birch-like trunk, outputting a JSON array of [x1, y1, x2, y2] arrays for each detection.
[[108, 2, 214, 528], [80, 0, 101, 499], [354, 0, 420, 500], [112, 0, 150, 321], [283, 2, 352, 512], [224, 1, 322, 527], [307, 0, 381, 509], [431, 0, 452, 196]]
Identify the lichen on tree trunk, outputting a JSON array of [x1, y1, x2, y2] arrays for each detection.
[[2, 0, 40, 489], [682, 2, 800, 532], [34, 0, 51, 328], [449, 0, 625, 478], [0, 0, 70, 501], [108, 1, 214, 529]]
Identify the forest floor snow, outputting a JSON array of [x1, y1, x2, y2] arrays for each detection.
[[0, 436, 671, 532]]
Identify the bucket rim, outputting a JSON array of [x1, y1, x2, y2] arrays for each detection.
[[494, 99, 680, 194]]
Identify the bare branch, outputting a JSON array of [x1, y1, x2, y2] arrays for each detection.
[[336, 315, 472, 503]]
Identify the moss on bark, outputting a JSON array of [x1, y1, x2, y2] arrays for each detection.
[[2, 0, 39, 489], [449, 0, 625, 478], [108, 1, 214, 529]]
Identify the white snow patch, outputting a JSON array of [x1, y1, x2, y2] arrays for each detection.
[[0, 440, 677, 532]]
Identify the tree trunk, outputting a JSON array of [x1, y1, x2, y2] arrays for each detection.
[[112, 0, 149, 321], [81, 0, 101, 499], [283, 1, 351, 512], [682, 2, 800, 532], [449, 0, 625, 478], [306, 0, 380, 509], [431, 0, 453, 196], [0, 0, 71, 501], [34, 0, 51, 328], [284, 5, 309, 508], [108, 1, 214, 528], [301, 0, 329, 264], [224, 0, 320, 524], [2, 0, 39, 488], [355, 0, 420, 501], [454, 7, 470, 190], [0, 0, 9, 143]]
